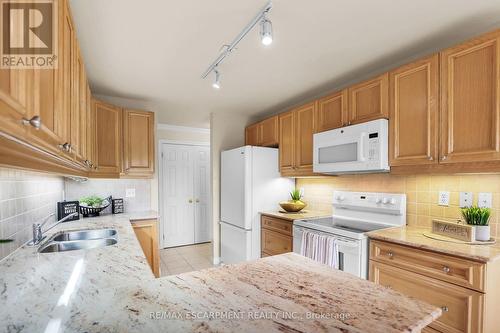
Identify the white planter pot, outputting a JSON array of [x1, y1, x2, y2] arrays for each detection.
[[475, 225, 490, 241]]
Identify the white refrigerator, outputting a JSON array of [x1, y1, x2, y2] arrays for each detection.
[[220, 146, 294, 264]]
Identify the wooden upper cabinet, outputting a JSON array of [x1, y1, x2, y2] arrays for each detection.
[[315, 90, 348, 133], [294, 102, 316, 174], [279, 110, 295, 175], [389, 55, 439, 166], [245, 123, 260, 146], [0, 69, 32, 140], [123, 109, 155, 177], [260, 116, 279, 147], [440, 31, 500, 164], [93, 100, 122, 176], [245, 115, 279, 147], [349, 73, 389, 124]]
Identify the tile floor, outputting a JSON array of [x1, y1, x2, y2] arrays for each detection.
[[159, 242, 215, 276]]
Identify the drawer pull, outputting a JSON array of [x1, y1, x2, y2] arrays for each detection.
[[387, 251, 394, 258], [441, 306, 449, 312], [443, 266, 450, 273]]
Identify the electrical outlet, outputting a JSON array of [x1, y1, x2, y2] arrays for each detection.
[[125, 188, 136, 198], [478, 192, 492, 208], [438, 191, 450, 206], [460, 192, 473, 208]]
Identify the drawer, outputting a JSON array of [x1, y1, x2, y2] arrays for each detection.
[[261, 215, 293, 236], [370, 240, 485, 292], [261, 228, 292, 255], [370, 261, 484, 333]]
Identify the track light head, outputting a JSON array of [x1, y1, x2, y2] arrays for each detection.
[[260, 17, 273, 46], [212, 69, 221, 89]]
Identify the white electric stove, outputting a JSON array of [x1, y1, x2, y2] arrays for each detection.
[[293, 191, 406, 279]]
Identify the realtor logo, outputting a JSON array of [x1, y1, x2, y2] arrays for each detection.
[[1, 0, 57, 68]]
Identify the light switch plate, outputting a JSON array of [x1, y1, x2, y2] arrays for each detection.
[[125, 188, 136, 198], [438, 191, 450, 206], [460, 192, 473, 208], [478, 192, 492, 208]]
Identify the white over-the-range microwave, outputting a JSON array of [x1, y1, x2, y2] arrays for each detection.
[[313, 119, 389, 174]]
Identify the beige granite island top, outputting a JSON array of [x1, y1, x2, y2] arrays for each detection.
[[367, 226, 500, 263], [53, 253, 440, 333], [261, 210, 331, 221]]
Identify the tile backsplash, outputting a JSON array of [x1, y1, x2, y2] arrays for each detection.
[[297, 174, 500, 237], [0, 168, 64, 260], [64, 178, 151, 214]]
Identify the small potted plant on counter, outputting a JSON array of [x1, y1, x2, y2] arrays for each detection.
[[279, 189, 307, 213], [461, 206, 491, 241]]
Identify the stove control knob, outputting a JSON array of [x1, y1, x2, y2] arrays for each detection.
[[336, 195, 345, 201], [389, 198, 396, 205], [376, 198, 382, 204], [382, 197, 389, 204]]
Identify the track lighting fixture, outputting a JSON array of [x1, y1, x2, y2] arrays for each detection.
[[260, 17, 273, 46], [202, 1, 273, 89], [212, 69, 221, 89]]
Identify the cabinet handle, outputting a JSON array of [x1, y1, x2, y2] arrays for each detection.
[[442, 266, 450, 273], [441, 155, 447, 161], [428, 156, 434, 161], [387, 251, 394, 258], [22, 116, 41, 129], [441, 306, 449, 312]]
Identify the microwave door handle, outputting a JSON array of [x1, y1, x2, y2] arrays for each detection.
[[358, 133, 367, 161]]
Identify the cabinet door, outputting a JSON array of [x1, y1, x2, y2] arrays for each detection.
[[123, 110, 155, 176], [132, 219, 160, 278], [86, 85, 95, 167], [294, 102, 316, 175], [349, 73, 389, 124], [94, 100, 122, 175], [70, 46, 83, 162], [440, 32, 500, 164], [245, 123, 260, 146], [389, 55, 439, 166], [260, 116, 279, 147], [370, 261, 483, 333], [279, 110, 295, 175], [315, 90, 348, 133], [261, 228, 292, 255], [0, 69, 31, 139]]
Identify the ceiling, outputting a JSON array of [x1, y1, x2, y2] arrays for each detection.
[[69, 0, 500, 128]]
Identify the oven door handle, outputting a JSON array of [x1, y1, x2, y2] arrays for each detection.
[[294, 226, 359, 247]]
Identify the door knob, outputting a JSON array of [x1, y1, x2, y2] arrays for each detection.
[[188, 199, 193, 203], [196, 199, 200, 203], [22, 116, 41, 129]]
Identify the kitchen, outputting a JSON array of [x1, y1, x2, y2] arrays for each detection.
[[2, 0, 500, 332]]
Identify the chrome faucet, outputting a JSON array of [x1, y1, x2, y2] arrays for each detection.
[[29, 212, 79, 246]]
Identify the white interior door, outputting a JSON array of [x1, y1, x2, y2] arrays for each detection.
[[161, 144, 195, 247], [193, 146, 211, 243]]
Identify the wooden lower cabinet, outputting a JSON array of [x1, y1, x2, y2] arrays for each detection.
[[261, 215, 293, 257], [370, 261, 483, 333], [132, 219, 160, 278], [369, 239, 500, 333]]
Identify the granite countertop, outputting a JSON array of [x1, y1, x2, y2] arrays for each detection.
[[367, 226, 500, 263], [1, 212, 441, 332], [260, 210, 331, 221]]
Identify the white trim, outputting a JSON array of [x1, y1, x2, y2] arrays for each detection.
[[158, 139, 210, 147], [157, 123, 210, 134]]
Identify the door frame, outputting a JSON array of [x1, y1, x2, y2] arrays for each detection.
[[158, 139, 210, 249]]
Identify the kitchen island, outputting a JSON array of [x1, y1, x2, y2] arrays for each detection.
[[0, 214, 440, 332]]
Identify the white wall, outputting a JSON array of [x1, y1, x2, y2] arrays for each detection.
[[210, 112, 254, 263]]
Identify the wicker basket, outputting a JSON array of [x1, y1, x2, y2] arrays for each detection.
[[79, 196, 111, 217]]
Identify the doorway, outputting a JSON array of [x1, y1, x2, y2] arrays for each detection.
[[159, 142, 211, 248]]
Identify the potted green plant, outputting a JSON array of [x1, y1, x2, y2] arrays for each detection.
[[279, 189, 307, 213], [461, 206, 491, 241]]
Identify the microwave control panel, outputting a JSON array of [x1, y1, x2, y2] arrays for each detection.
[[367, 132, 379, 161]]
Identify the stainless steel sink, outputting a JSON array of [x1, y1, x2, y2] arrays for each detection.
[[51, 229, 117, 242], [38, 238, 118, 253]]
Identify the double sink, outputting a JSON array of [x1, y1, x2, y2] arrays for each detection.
[[38, 229, 118, 253]]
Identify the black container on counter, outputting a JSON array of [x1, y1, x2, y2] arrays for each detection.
[[112, 198, 124, 214], [57, 201, 80, 221]]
